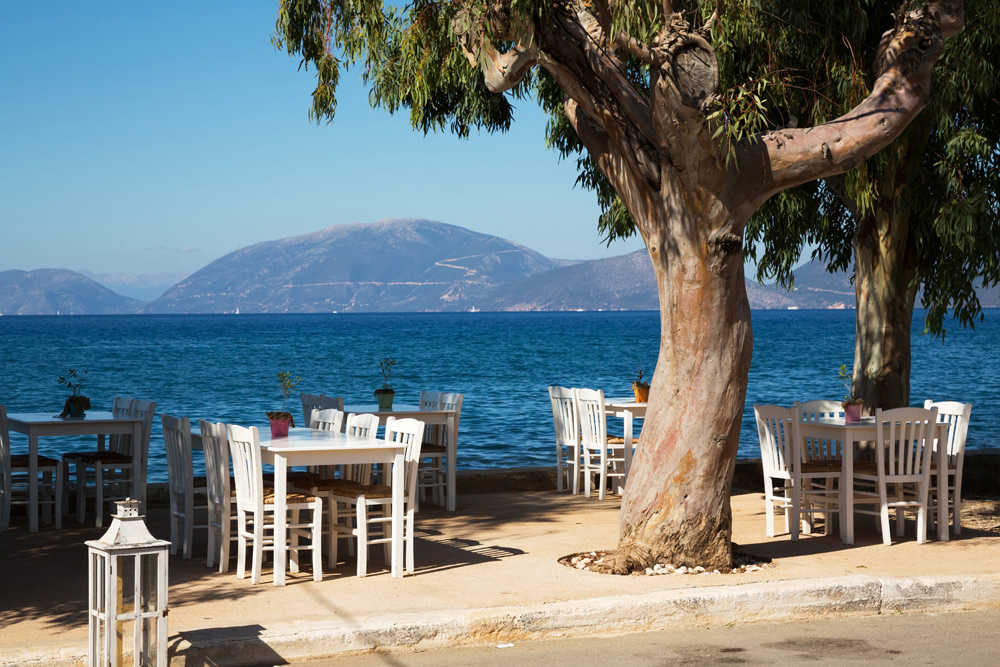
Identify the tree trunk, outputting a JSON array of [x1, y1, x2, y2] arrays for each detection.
[[612, 208, 752, 572], [852, 130, 926, 411]]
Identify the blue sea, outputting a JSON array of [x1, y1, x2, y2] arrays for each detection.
[[1, 310, 997, 483]]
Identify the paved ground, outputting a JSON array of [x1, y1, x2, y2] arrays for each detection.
[[2, 487, 1000, 665]]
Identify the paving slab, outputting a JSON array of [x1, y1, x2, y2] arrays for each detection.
[[2, 488, 999, 666]]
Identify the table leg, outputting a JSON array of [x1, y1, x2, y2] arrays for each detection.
[[937, 424, 949, 542], [843, 439, 854, 545], [446, 414, 456, 512], [273, 456, 288, 586], [391, 451, 404, 578], [28, 429, 39, 533], [133, 422, 146, 512]]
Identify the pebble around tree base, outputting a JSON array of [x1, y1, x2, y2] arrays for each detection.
[[559, 547, 774, 576]]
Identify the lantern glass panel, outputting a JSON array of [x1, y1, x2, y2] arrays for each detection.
[[139, 553, 159, 610], [119, 555, 136, 612]]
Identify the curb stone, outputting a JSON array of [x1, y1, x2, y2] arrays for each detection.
[[14, 574, 1000, 666]]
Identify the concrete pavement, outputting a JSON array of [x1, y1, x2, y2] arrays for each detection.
[[2, 481, 1000, 666]]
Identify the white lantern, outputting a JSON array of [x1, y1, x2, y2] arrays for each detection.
[[86, 498, 170, 667]]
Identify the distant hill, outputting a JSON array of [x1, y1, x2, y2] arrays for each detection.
[[0, 269, 143, 315], [143, 219, 563, 313], [81, 270, 188, 302]]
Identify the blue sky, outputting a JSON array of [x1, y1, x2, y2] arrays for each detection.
[[1, 1, 647, 279]]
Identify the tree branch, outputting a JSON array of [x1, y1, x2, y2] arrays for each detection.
[[451, 8, 538, 94], [735, 2, 963, 213]]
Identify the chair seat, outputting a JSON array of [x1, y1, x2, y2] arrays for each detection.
[[10, 454, 61, 468], [62, 450, 103, 461], [853, 461, 879, 475], [309, 478, 364, 493], [801, 460, 842, 473], [421, 444, 447, 454], [330, 483, 393, 500], [261, 488, 319, 504], [78, 451, 133, 464]]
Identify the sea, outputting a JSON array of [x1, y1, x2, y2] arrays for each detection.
[[1, 310, 997, 483]]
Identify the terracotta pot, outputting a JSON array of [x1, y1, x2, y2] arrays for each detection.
[[269, 418, 291, 438], [632, 383, 649, 403]]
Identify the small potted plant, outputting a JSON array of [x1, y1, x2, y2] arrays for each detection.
[[374, 357, 397, 410], [266, 370, 300, 438], [839, 364, 864, 423], [631, 367, 650, 403], [58, 368, 91, 419]]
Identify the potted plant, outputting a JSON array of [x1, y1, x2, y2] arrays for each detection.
[[266, 370, 300, 438], [374, 357, 396, 410], [839, 364, 864, 423], [58, 368, 91, 419], [631, 367, 650, 403]]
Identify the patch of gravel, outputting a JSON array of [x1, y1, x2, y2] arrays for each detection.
[[559, 547, 773, 576], [959, 496, 1000, 534]]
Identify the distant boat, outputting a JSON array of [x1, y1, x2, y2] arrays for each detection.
[[235, 306, 240, 315], [787, 306, 799, 310], [469, 306, 479, 312]]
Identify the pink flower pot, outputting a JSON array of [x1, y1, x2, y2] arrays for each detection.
[[844, 403, 863, 423], [269, 418, 291, 438]]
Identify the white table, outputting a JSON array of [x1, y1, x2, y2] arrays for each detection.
[[798, 417, 951, 545], [259, 428, 407, 585], [6, 412, 144, 532], [343, 403, 459, 511], [604, 398, 647, 486]]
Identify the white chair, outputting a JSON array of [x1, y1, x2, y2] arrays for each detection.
[[298, 412, 379, 568], [226, 424, 323, 584], [62, 396, 134, 517], [755, 404, 842, 539], [852, 407, 937, 545], [300, 393, 344, 430], [309, 408, 344, 432], [1, 405, 63, 531], [73, 399, 156, 527], [328, 417, 423, 577], [163, 415, 208, 559], [924, 399, 972, 535], [200, 419, 234, 572], [416, 391, 462, 507], [574, 388, 626, 500], [548, 386, 580, 494]]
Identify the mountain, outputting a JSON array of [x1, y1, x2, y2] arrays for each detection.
[[81, 271, 189, 302], [143, 219, 563, 313], [0, 269, 143, 315]]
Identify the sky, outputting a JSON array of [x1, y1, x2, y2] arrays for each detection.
[[1, 1, 648, 280]]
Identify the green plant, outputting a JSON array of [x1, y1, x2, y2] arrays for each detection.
[[378, 357, 397, 392], [838, 364, 862, 404], [57, 368, 87, 396], [276, 370, 301, 412]]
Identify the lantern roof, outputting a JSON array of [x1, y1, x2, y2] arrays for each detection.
[[85, 499, 171, 551]]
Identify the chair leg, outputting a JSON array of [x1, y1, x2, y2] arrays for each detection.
[[183, 493, 194, 560], [76, 464, 87, 524], [790, 482, 801, 541], [289, 509, 300, 574], [53, 464, 62, 530], [219, 503, 232, 574], [356, 501, 369, 578], [168, 493, 179, 556], [95, 466, 105, 528], [236, 512, 248, 580], [953, 473, 963, 536], [312, 502, 323, 582], [251, 516, 264, 585], [206, 503, 218, 568], [878, 482, 892, 546]]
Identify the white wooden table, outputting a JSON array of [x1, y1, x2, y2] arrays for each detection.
[[6, 411, 144, 532], [604, 398, 647, 486], [798, 417, 951, 545], [344, 403, 459, 511], [259, 428, 407, 585]]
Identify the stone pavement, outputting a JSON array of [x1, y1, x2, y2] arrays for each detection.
[[2, 484, 1000, 666]]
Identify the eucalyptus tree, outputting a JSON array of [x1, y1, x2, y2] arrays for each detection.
[[275, 0, 964, 570], [739, 1, 999, 410]]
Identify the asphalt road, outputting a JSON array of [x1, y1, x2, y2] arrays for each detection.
[[292, 608, 1000, 666]]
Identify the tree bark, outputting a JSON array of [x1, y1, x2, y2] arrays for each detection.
[[852, 129, 927, 411]]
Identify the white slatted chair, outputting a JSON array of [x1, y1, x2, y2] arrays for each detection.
[[163, 415, 208, 559], [300, 393, 344, 430], [298, 412, 378, 568], [328, 417, 423, 577], [575, 388, 626, 500], [548, 386, 580, 494], [416, 391, 462, 507], [755, 404, 842, 539], [226, 424, 323, 584], [200, 419, 234, 572], [1, 405, 63, 531], [794, 400, 845, 535], [61, 396, 134, 518], [308, 408, 345, 480], [852, 407, 937, 545], [923, 400, 972, 535], [74, 399, 156, 527]]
